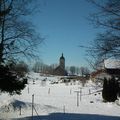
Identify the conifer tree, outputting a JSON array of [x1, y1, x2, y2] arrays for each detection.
[[0, 65, 26, 95], [102, 77, 109, 102], [109, 77, 117, 102], [102, 77, 119, 102]]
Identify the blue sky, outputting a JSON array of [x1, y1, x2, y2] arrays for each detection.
[[31, 0, 100, 67]]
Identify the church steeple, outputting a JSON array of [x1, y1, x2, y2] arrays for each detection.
[[59, 53, 65, 69], [60, 53, 64, 60]]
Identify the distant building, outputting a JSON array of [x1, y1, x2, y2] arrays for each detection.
[[53, 53, 67, 76]]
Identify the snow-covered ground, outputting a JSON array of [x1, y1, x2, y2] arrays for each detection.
[[0, 72, 120, 120]]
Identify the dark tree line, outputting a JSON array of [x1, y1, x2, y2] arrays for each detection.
[[32, 61, 90, 77], [32, 61, 58, 74]]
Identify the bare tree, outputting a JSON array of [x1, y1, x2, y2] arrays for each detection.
[[88, 0, 120, 60], [75, 67, 80, 75], [0, 0, 13, 17], [80, 67, 90, 77], [0, 0, 43, 94], [85, 57, 105, 70], [0, 0, 43, 64], [33, 61, 43, 73], [14, 61, 29, 77], [70, 66, 76, 75]]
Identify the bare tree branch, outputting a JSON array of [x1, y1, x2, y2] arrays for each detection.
[[0, 0, 43, 64], [86, 0, 120, 69]]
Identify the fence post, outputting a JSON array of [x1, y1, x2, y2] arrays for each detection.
[[74, 91, 80, 107], [63, 105, 65, 113], [77, 92, 79, 106], [70, 89, 72, 95], [80, 88, 82, 101], [89, 89, 91, 95], [48, 88, 50, 94], [19, 106, 21, 115], [32, 94, 34, 120], [28, 86, 29, 94]]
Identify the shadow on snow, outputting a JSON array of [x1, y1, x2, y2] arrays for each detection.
[[11, 112, 120, 120]]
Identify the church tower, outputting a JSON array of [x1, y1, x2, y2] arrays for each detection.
[[59, 53, 65, 70], [53, 53, 67, 76]]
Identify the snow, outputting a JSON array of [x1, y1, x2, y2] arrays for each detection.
[[105, 59, 120, 68], [0, 72, 120, 120]]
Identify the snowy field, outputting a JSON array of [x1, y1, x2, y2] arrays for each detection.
[[0, 72, 120, 120]]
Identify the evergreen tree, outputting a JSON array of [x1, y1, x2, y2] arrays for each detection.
[[102, 77, 109, 102], [0, 65, 26, 95], [102, 77, 119, 102], [109, 77, 117, 102]]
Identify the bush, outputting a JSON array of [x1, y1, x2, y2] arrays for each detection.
[[102, 77, 119, 102], [0, 65, 26, 95]]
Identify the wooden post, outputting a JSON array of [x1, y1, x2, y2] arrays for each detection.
[[48, 88, 50, 94], [80, 88, 82, 101], [70, 89, 72, 95], [78, 87, 82, 101], [63, 105, 65, 113], [32, 94, 34, 120], [19, 106, 21, 115], [75, 90, 81, 106], [28, 85, 29, 94], [77, 92, 79, 106], [89, 89, 91, 95]]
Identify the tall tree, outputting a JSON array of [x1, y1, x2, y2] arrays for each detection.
[[0, 0, 43, 94], [87, 0, 120, 101], [14, 61, 29, 77], [0, 0, 43, 64], [70, 66, 76, 75], [0, 0, 13, 17], [102, 77, 118, 102], [79, 67, 90, 77], [88, 0, 120, 62], [33, 61, 43, 73]]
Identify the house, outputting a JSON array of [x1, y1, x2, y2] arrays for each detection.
[[90, 68, 120, 82], [53, 53, 67, 76]]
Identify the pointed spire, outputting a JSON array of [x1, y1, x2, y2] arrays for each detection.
[[60, 53, 64, 59], [62, 53, 63, 57]]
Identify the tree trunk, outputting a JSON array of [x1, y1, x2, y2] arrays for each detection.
[[0, 0, 5, 64]]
